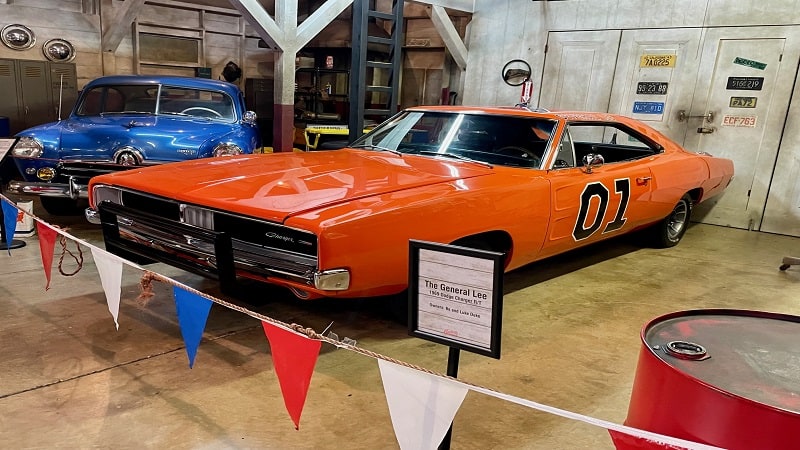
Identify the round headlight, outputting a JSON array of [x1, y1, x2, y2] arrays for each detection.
[[212, 143, 243, 157], [36, 167, 56, 181], [12, 136, 44, 158]]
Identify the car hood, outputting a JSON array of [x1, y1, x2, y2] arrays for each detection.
[[16, 121, 63, 137], [98, 149, 494, 222]]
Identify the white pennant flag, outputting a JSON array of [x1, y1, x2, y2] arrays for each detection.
[[378, 360, 469, 450], [90, 247, 123, 330]]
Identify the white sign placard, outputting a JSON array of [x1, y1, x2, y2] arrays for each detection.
[[0, 138, 17, 162], [409, 241, 503, 358]]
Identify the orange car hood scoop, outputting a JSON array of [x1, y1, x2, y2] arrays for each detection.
[[107, 150, 492, 222]]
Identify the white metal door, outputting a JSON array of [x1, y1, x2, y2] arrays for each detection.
[[683, 27, 800, 230], [761, 73, 800, 236], [539, 30, 621, 112], [608, 28, 703, 142]]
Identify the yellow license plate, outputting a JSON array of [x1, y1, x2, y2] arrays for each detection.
[[640, 54, 676, 68]]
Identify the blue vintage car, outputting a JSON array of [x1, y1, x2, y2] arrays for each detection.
[[7, 75, 260, 214]]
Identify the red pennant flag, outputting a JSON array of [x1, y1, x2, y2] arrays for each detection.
[[609, 429, 691, 450], [36, 222, 58, 290], [261, 321, 321, 430]]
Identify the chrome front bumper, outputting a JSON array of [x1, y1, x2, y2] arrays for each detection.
[[7, 177, 88, 199], [85, 207, 100, 224], [96, 201, 349, 292]]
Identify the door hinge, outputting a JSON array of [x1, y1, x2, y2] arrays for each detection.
[[779, 54, 783, 62], [747, 189, 751, 197], [544, 44, 548, 53]]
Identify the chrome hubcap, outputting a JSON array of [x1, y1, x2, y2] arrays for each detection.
[[667, 201, 688, 240], [117, 152, 137, 166]]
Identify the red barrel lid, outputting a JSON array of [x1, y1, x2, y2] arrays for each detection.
[[644, 309, 800, 414]]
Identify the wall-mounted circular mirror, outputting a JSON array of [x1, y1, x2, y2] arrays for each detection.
[[1, 24, 36, 51], [42, 38, 76, 62], [502, 59, 531, 86]]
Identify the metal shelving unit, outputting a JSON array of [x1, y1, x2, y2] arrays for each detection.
[[348, 0, 404, 142]]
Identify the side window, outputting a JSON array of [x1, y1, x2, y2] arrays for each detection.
[[553, 128, 575, 169], [568, 123, 657, 165]]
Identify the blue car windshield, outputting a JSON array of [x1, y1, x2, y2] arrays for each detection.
[[349, 111, 556, 169], [75, 84, 236, 122]]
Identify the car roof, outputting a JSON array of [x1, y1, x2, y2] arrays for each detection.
[[404, 105, 624, 122], [82, 75, 242, 95]]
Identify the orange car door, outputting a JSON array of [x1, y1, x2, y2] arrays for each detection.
[[539, 125, 655, 258]]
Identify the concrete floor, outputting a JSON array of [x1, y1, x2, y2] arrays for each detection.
[[1, 199, 799, 449]]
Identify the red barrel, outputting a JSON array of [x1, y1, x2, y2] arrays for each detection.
[[619, 309, 800, 449]]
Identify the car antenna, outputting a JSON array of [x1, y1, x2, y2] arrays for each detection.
[[57, 74, 64, 121]]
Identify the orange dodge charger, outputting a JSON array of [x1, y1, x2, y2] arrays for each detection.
[[86, 106, 734, 300]]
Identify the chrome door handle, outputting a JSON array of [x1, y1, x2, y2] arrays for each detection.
[[677, 110, 714, 123]]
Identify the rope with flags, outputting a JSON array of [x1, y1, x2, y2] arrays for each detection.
[[0, 194, 723, 450]]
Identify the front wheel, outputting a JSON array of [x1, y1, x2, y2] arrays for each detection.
[[651, 194, 692, 248]]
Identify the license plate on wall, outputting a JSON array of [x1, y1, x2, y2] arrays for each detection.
[[726, 77, 764, 90], [729, 96, 757, 108], [636, 82, 668, 95], [632, 101, 664, 114]]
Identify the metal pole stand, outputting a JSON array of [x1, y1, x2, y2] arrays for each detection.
[[438, 347, 460, 450]]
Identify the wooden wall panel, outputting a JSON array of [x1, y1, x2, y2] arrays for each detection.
[[137, 3, 201, 28]]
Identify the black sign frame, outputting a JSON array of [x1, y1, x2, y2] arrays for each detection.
[[726, 76, 764, 91], [636, 81, 668, 95], [408, 240, 504, 359]]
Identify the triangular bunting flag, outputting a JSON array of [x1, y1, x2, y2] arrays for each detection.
[[609, 430, 690, 450], [173, 286, 213, 368], [1, 199, 18, 255], [261, 321, 321, 430], [36, 222, 58, 290], [90, 247, 123, 330], [378, 359, 469, 450]]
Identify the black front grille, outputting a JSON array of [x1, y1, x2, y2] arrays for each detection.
[[214, 213, 317, 256], [121, 191, 180, 220], [104, 189, 319, 283]]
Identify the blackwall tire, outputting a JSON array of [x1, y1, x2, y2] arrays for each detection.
[[653, 194, 692, 248]]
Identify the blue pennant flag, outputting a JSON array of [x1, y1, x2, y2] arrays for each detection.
[[1, 199, 18, 255], [173, 285, 213, 368]]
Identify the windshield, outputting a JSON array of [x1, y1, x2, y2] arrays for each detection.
[[75, 84, 236, 122], [350, 111, 556, 168]]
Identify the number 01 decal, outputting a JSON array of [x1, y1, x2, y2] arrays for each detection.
[[572, 179, 631, 241]]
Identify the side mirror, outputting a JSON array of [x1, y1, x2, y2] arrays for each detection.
[[501, 59, 531, 86], [242, 110, 257, 125], [582, 153, 604, 173]]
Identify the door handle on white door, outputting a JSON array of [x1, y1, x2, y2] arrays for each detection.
[[696, 127, 716, 134], [677, 110, 714, 123]]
